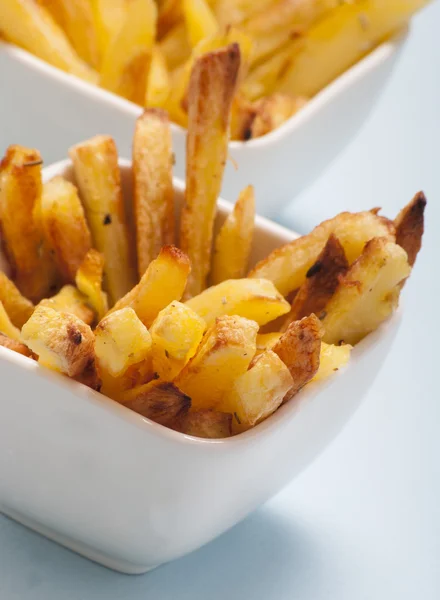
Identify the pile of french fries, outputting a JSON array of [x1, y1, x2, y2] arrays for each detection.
[[0, 44, 426, 439], [0, 0, 430, 140]]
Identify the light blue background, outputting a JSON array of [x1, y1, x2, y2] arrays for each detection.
[[1, 3, 439, 598]]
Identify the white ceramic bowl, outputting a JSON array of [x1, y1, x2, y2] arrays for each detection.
[[0, 31, 407, 216], [0, 160, 401, 574]]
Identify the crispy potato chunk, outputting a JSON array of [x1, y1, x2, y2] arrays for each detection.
[[180, 44, 240, 297], [74, 358, 101, 391], [39, 176, 92, 283], [179, 409, 232, 438], [150, 301, 205, 380], [186, 278, 290, 328], [211, 185, 255, 284], [111, 245, 190, 327], [69, 135, 136, 304], [75, 249, 108, 321], [39, 285, 95, 325], [175, 315, 258, 410], [21, 306, 94, 377], [133, 109, 174, 277], [249, 210, 395, 296], [394, 191, 426, 267], [0, 271, 34, 328], [0, 145, 58, 301], [119, 380, 191, 426], [221, 350, 293, 430], [273, 314, 323, 402], [313, 342, 352, 382], [322, 238, 411, 345], [0, 332, 34, 358], [284, 234, 348, 328], [250, 94, 307, 139], [0, 301, 21, 341]]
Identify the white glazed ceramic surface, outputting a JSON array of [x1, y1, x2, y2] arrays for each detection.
[[0, 32, 407, 216], [0, 160, 401, 573]]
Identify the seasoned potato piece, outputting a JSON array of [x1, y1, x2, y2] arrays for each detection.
[[221, 350, 293, 430], [322, 238, 411, 345], [186, 278, 290, 327], [133, 109, 174, 277], [0, 332, 34, 358], [39, 285, 95, 325], [119, 380, 191, 426], [39, 176, 92, 282], [0, 301, 21, 341], [75, 249, 108, 321], [0, 145, 58, 301], [394, 191, 426, 267], [179, 409, 232, 438], [0, 271, 34, 328], [283, 234, 348, 328], [100, 0, 157, 104], [21, 306, 94, 377], [183, 0, 218, 47], [175, 315, 258, 410], [211, 185, 255, 285], [313, 342, 352, 382], [180, 45, 240, 297], [256, 331, 282, 356], [250, 94, 307, 139], [249, 210, 395, 296], [272, 314, 323, 402], [111, 246, 190, 327], [69, 135, 136, 304], [150, 301, 205, 380], [146, 46, 171, 107]]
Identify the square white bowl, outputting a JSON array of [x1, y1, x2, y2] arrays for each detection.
[[0, 159, 401, 574], [0, 31, 407, 216]]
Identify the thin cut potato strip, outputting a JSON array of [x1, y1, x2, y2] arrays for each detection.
[[146, 46, 171, 108], [0, 271, 34, 328], [183, 0, 218, 47], [250, 94, 307, 139], [394, 191, 426, 267], [75, 249, 108, 321]]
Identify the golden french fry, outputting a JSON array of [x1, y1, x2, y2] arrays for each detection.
[[39, 176, 92, 283], [178, 409, 233, 438], [0, 145, 58, 302], [90, 0, 127, 58], [159, 22, 191, 69], [183, 0, 218, 47], [158, 0, 183, 37], [394, 191, 426, 267], [38, 285, 95, 325], [133, 109, 174, 276], [322, 238, 411, 345], [211, 185, 255, 284], [312, 341, 352, 382], [250, 94, 307, 138], [146, 46, 171, 107], [69, 135, 136, 304], [229, 93, 257, 141], [0, 301, 21, 341], [0, 271, 34, 328], [21, 305, 95, 377], [75, 249, 108, 321], [214, 0, 275, 28], [119, 380, 191, 426], [180, 44, 240, 297], [241, 44, 294, 101], [186, 278, 290, 327], [249, 210, 395, 296], [111, 246, 191, 327], [0, 0, 98, 82], [0, 331, 34, 358], [100, 0, 157, 104], [175, 315, 258, 410]]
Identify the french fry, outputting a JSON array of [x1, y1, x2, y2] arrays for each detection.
[[75, 249, 108, 321], [0, 271, 34, 328], [69, 135, 136, 304], [0, 301, 21, 341], [158, 0, 183, 38], [211, 185, 255, 285], [249, 94, 307, 139], [214, 0, 276, 28], [394, 191, 426, 267], [180, 44, 240, 297], [90, 0, 127, 58], [185, 278, 290, 327], [100, 0, 157, 104], [272, 314, 323, 402], [159, 22, 191, 69], [150, 301, 206, 380], [0, 331, 34, 358], [0, 145, 58, 302], [146, 46, 171, 107], [175, 315, 258, 410], [230, 93, 257, 141], [283, 233, 348, 328], [111, 246, 191, 327], [39, 176, 92, 283], [249, 210, 395, 296], [183, 0, 218, 47], [178, 409, 233, 438], [133, 110, 174, 277], [21, 305, 95, 377], [38, 285, 95, 325], [312, 341, 352, 382], [0, 0, 98, 82], [241, 44, 294, 101], [321, 238, 411, 345], [119, 380, 191, 426]]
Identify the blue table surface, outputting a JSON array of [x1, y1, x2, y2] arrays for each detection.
[[1, 3, 439, 598]]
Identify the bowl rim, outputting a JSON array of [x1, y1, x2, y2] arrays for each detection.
[[0, 27, 408, 150]]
